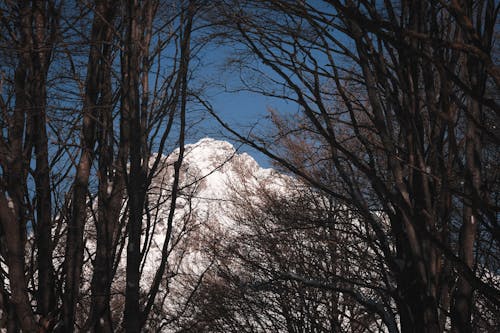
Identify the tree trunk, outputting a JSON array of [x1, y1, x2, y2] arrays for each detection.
[[31, 0, 56, 320], [0, 7, 37, 327], [61, 1, 112, 329], [85, 2, 118, 331], [451, 70, 482, 333], [140, 1, 192, 323], [123, 1, 145, 331], [0, 194, 37, 332], [393, 217, 441, 333]]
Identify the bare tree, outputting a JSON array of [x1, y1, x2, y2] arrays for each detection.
[[0, 1, 60, 331], [60, 1, 118, 331], [206, 0, 500, 331], [1, 0, 206, 331], [187, 174, 396, 332], [120, 0, 198, 331]]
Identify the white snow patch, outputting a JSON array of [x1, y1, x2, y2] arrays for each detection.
[[106, 181, 113, 195]]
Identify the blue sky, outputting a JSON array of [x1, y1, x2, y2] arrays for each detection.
[[186, 43, 298, 168], [190, 89, 281, 168]]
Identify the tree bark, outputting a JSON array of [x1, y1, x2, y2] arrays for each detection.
[[141, 1, 193, 324], [84, 2, 119, 332], [61, 1, 114, 330], [451, 67, 482, 333], [31, 0, 57, 320], [123, 1, 145, 331], [0, 193, 37, 332]]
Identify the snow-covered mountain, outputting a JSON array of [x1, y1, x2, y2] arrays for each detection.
[[51, 138, 500, 332], [114, 138, 290, 329]]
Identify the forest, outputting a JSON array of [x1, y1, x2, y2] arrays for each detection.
[[0, 0, 499, 332]]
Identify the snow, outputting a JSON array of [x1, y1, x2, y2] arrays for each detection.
[[133, 138, 291, 329], [106, 180, 113, 195], [6, 195, 14, 210], [3, 137, 290, 331]]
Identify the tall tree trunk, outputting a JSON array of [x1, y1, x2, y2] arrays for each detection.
[[392, 215, 440, 333], [61, 1, 113, 330], [86, 3, 119, 330], [31, 0, 57, 321], [451, 71, 482, 333], [0, 3, 37, 327], [141, 1, 193, 322], [0, 55, 36, 322], [123, 2, 146, 331], [0, 193, 36, 333], [61, 137, 94, 332], [0, 63, 36, 322], [0, 111, 32, 330], [450, 0, 492, 329]]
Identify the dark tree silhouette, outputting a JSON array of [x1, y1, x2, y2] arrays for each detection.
[[205, 0, 500, 331]]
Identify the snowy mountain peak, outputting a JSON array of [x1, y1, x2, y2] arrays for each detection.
[[187, 137, 236, 151], [76, 137, 290, 332], [182, 138, 237, 173]]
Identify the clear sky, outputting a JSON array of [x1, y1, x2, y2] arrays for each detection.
[[186, 43, 297, 169], [189, 90, 278, 169]]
